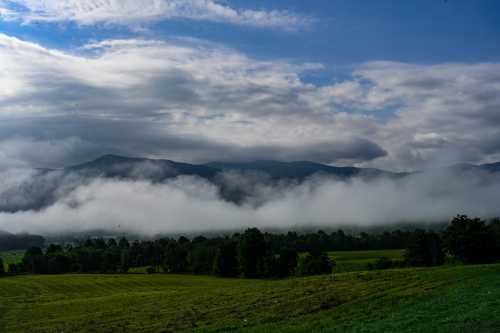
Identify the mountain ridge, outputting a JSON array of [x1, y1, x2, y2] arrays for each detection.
[[65, 154, 500, 181]]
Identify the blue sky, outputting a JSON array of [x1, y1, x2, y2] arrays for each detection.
[[0, 0, 500, 171], [3, 1, 500, 72]]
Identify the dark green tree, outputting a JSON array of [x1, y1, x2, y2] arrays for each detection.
[[213, 240, 239, 277], [256, 255, 279, 278], [0, 257, 4, 275], [444, 215, 496, 264], [107, 238, 118, 248], [162, 240, 189, 273], [488, 218, 500, 259], [238, 228, 266, 278], [23, 246, 47, 274], [120, 249, 130, 273], [277, 248, 298, 277], [118, 237, 130, 249], [405, 230, 444, 266], [190, 243, 217, 275]]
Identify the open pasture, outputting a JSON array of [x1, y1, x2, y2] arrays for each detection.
[[1, 264, 499, 333], [327, 249, 405, 272]]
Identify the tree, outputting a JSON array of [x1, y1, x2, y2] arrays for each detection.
[[107, 238, 118, 248], [120, 249, 130, 273], [277, 248, 298, 277], [488, 218, 500, 259], [0, 257, 4, 275], [213, 240, 239, 277], [296, 251, 334, 276], [162, 241, 189, 273], [190, 243, 217, 275], [238, 228, 267, 278], [23, 247, 47, 274], [256, 255, 279, 278], [443, 215, 496, 264], [405, 230, 444, 266], [118, 237, 130, 249], [47, 254, 72, 274]]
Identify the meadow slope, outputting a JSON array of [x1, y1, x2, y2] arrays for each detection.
[[1, 264, 499, 332]]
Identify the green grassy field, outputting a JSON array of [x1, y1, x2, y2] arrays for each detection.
[[1, 263, 499, 333], [0, 251, 24, 272], [327, 249, 405, 273], [130, 249, 405, 275]]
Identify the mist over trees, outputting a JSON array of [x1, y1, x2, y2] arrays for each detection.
[[6, 215, 500, 278], [0, 232, 45, 251], [3, 157, 500, 237]]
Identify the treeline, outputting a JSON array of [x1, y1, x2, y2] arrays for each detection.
[[4, 228, 333, 278], [0, 232, 45, 251], [2, 215, 500, 278], [373, 215, 500, 269]]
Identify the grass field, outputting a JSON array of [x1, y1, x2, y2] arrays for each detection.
[[1, 263, 499, 333], [327, 249, 405, 273], [0, 251, 24, 272], [131, 249, 405, 275]]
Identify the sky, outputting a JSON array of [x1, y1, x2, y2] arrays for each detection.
[[1, 0, 500, 172]]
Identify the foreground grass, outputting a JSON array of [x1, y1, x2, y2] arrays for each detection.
[[1, 264, 499, 333]]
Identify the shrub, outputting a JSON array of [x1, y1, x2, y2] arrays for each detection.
[[297, 251, 334, 276]]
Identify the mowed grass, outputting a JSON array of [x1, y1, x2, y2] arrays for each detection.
[[327, 249, 405, 273], [1, 264, 500, 333], [0, 251, 24, 272], [132, 249, 405, 275]]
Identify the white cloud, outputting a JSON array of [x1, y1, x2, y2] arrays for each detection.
[[1, 33, 500, 171], [1, 169, 500, 235], [0, 33, 385, 166], [0, 0, 310, 30]]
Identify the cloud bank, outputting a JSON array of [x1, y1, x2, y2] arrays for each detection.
[[1, 34, 500, 172], [0, 169, 499, 236], [0, 0, 310, 30]]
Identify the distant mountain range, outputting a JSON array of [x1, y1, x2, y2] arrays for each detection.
[[63, 154, 407, 182], [63, 154, 500, 181], [1, 154, 499, 213]]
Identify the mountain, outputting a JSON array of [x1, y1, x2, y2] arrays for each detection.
[[1, 154, 499, 213], [66, 155, 402, 182], [479, 162, 500, 173], [67, 154, 218, 181], [205, 160, 396, 180], [68, 155, 500, 182], [63, 156, 404, 205], [439, 162, 500, 175]]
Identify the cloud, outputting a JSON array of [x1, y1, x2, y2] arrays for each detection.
[[1, 33, 500, 171], [0, 169, 499, 236], [349, 61, 500, 170], [0, 33, 385, 166], [0, 0, 310, 30], [0, 136, 98, 170]]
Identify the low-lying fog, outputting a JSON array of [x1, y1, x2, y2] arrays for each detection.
[[0, 166, 499, 236]]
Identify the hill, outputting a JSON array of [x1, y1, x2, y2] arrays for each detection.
[[0, 264, 499, 332], [67, 154, 218, 181], [205, 160, 397, 180], [68, 154, 500, 182], [1, 154, 500, 213]]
